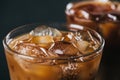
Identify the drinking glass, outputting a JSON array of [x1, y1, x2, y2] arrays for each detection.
[[3, 23, 105, 80]]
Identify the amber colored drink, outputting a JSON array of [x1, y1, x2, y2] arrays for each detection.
[[3, 23, 104, 80]]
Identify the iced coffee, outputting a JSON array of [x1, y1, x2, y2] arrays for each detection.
[[65, 0, 120, 48], [3, 23, 104, 80]]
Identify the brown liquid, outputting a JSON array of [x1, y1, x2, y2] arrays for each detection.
[[5, 30, 102, 80]]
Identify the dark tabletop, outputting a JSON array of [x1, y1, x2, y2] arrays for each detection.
[[0, 0, 120, 80]]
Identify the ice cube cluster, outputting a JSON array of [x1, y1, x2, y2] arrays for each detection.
[[71, 2, 120, 22], [11, 25, 100, 59]]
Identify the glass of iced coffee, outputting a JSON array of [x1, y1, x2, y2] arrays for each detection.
[[3, 23, 105, 80], [65, 0, 120, 53]]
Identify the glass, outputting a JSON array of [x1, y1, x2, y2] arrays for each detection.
[[65, 0, 120, 55], [3, 23, 105, 80]]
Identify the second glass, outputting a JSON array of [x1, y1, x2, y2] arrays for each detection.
[[65, 0, 120, 50]]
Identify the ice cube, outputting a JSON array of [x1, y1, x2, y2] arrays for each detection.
[[31, 36, 54, 43], [62, 32, 75, 42], [74, 31, 90, 41], [73, 31, 99, 54], [30, 25, 62, 37], [49, 41, 80, 57], [13, 42, 50, 58], [76, 10, 90, 19], [75, 40, 90, 54]]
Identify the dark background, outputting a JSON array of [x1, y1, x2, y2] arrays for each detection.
[[0, 0, 120, 80]]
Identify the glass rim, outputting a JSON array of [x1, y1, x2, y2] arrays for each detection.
[[3, 23, 105, 60]]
